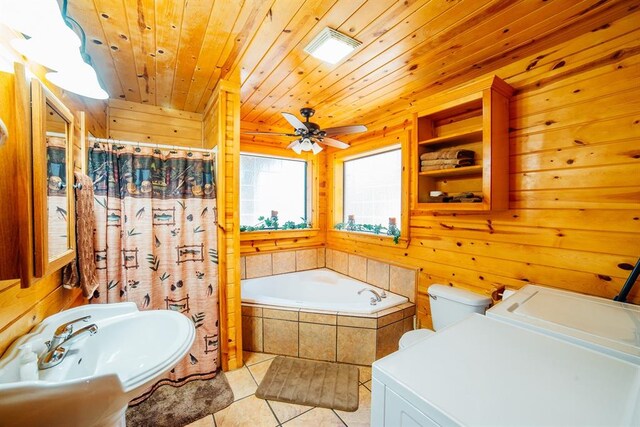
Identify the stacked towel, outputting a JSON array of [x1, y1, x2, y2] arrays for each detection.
[[427, 192, 483, 204], [420, 149, 475, 172]]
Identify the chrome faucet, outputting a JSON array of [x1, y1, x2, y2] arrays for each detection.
[[39, 316, 98, 370], [359, 288, 383, 305]]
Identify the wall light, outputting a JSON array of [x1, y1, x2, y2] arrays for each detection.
[[303, 27, 361, 65], [0, 0, 109, 100], [0, 0, 62, 38], [11, 28, 81, 72], [46, 59, 108, 99]]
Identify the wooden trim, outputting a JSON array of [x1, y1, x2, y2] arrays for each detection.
[[330, 139, 409, 240], [31, 80, 76, 278], [230, 83, 243, 370], [240, 228, 321, 241], [239, 142, 319, 231], [211, 79, 243, 371], [328, 229, 409, 249], [14, 64, 34, 288]]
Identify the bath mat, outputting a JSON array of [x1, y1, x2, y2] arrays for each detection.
[[126, 373, 234, 427], [255, 356, 359, 412]]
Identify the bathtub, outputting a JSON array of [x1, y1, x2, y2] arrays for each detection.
[[241, 268, 408, 314]]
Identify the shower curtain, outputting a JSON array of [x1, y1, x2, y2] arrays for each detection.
[[89, 143, 219, 398]]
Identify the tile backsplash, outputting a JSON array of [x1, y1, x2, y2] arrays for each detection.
[[241, 248, 326, 280], [241, 247, 417, 303], [326, 249, 417, 302]]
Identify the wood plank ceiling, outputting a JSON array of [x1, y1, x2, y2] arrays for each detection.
[[66, 0, 637, 130]]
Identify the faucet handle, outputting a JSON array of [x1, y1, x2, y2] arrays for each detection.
[[380, 290, 387, 298], [53, 315, 92, 338]]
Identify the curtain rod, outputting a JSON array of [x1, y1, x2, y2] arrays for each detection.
[[88, 136, 214, 154]]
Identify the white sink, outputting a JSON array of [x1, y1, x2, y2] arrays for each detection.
[[0, 303, 195, 427]]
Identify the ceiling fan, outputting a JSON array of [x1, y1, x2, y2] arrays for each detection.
[[244, 108, 367, 154]]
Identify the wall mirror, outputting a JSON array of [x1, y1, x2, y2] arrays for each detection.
[[31, 79, 75, 277]]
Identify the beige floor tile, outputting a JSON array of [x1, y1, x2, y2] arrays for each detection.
[[214, 395, 279, 427], [268, 399, 314, 424], [362, 380, 372, 391], [283, 407, 346, 426], [247, 357, 275, 385], [225, 366, 258, 401], [358, 366, 372, 384], [335, 385, 371, 427], [244, 351, 276, 366], [184, 414, 214, 427]]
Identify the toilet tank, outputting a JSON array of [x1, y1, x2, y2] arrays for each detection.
[[428, 284, 492, 331]]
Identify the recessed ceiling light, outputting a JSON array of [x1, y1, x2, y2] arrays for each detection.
[[304, 27, 361, 64]]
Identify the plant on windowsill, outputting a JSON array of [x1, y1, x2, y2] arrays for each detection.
[[334, 215, 401, 244], [240, 211, 311, 232]]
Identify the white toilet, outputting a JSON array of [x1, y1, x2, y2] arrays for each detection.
[[399, 284, 491, 349]]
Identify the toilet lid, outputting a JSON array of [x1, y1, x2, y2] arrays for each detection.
[[400, 329, 435, 348]]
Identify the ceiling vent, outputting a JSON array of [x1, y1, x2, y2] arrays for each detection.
[[303, 27, 361, 64]]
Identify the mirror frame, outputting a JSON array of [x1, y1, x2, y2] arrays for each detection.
[[31, 79, 76, 277]]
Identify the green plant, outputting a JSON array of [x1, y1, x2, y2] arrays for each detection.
[[334, 221, 401, 244], [240, 214, 310, 232]]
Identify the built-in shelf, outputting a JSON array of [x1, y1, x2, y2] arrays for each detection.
[[418, 165, 483, 177], [412, 76, 513, 212], [417, 129, 483, 147]]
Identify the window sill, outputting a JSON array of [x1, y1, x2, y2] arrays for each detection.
[[240, 228, 321, 241], [328, 229, 409, 248]]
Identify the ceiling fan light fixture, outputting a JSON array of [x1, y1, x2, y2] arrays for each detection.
[[311, 142, 323, 154], [300, 138, 313, 152], [291, 142, 303, 155], [304, 27, 361, 65]]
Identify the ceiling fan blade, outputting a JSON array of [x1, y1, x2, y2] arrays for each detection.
[[323, 124, 367, 136], [281, 112, 308, 131], [243, 131, 298, 136], [286, 139, 300, 149], [321, 137, 350, 149]]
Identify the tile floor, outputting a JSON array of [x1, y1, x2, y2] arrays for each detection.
[[186, 351, 373, 427]]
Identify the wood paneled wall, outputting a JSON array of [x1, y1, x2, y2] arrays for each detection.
[[107, 99, 203, 147], [0, 28, 107, 355], [203, 80, 243, 370], [326, 11, 640, 328]]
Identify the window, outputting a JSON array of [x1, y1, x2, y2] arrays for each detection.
[[240, 154, 308, 227], [343, 149, 401, 230]]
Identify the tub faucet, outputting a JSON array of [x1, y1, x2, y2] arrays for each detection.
[[39, 320, 98, 370], [359, 288, 382, 303]]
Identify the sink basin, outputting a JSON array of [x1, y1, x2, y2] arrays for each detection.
[[0, 303, 195, 427]]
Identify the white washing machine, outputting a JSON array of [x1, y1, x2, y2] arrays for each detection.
[[371, 314, 640, 427], [487, 284, 640, 364]]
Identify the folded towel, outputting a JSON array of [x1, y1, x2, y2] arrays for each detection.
[[427, 193, 483, 203], [421, 163, 471, 172], [62, 172, 99, 298], [420, 159, 473, 167], [420, 149, 475, 161]]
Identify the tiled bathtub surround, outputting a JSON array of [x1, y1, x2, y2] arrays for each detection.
[[241, 248, 325, 279], [326, 249, 417, 302], [242, 303, 415, 365], [241, 248, 417, 303]]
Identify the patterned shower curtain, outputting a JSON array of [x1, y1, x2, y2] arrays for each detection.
[[89, 143, 219, 399]]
